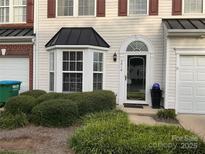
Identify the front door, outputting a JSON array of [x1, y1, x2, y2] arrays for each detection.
[[126, 55, 146, 103]]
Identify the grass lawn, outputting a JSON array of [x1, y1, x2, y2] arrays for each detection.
[[70, 110, 205, 154]]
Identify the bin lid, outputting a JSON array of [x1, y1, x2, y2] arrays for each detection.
[[0, 80, 22, 85]]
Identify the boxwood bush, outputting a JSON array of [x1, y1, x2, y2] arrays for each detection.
[[36, 90, 116, 116], [20, 90, 47, 98], [5, 96, 36, 115], [0, 112, 28, 129], [70, 110, 205, 154], [31, 99, 79, 127]]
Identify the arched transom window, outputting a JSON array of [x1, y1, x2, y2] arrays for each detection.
[[126, 41, 148, 52]]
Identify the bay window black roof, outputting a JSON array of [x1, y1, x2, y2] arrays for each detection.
[[45, 27, 110, 48]]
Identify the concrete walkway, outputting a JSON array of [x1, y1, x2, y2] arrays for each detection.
[[121, 106, 179, 126], [178, 114, 205, 141]]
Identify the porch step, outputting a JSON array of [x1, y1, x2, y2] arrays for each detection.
[[121, 106, 159, 117]]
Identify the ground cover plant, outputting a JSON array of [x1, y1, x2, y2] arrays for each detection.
[[70, 110, 205, 154], [0, 112, 28, 130], [157, 109, 177, 120]]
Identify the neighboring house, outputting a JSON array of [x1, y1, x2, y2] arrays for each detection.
[[0, 0, 34, 92], [1, 0, 205, 114]]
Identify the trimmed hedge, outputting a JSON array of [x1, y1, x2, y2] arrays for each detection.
[[36, 90, 116, 116], [157, 109, 177, 120], [31, 99, 79, 127], [70, 111, 205, 154], [5, 96, 36, 115], [20, 90, 47, 98], [0, 112, 28, 129]]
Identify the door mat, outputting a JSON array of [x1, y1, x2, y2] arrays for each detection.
[[123, 103, 144, 108]]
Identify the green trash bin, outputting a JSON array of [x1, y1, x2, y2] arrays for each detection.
[[0, 80, 22, 107]]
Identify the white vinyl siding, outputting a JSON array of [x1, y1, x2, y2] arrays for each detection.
[[184, 0, 204, 13], [129, 0, 148, 15], [0, 0, 26, 23], [57, 0, 73, 16]]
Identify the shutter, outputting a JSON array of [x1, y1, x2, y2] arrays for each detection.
[[97, 0, 105, 17], [172, 0, 182, 15], [149, 0, 158, 15], [48, 0, 56, 18], [27, 0, 34, 23], [118, 0, 127, 16]]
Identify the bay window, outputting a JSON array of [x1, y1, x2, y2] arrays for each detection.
[[48, 49, 104, 93], [93, 52, 103, 90], [0, 0, 26, 23], [129, 0, 148, 15], [184, 0, 204, 14]]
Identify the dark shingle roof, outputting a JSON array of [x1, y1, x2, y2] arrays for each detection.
[[45, 27, 110, 48], [163, 19, 205, 29], [0, 28, 33, 37]]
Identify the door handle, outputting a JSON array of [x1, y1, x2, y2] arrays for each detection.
[[125, 75, 127, 81]]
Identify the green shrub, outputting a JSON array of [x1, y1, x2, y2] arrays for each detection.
[[31, 99, 79, 127], [70, 111, 205, 154], [20, 90, 47, 98], [157, 109, 177, 120], [0, 112, 28, 129], [36, 90, 116, 116], [5, 96, 36, 115]]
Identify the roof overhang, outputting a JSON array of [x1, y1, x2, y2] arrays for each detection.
[[163, 18, 205, 37], [0, 36, 34, 43], [46, 45, 109, 51]]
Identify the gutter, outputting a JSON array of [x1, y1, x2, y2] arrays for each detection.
[[166, 29, 205, 37], [0, 36, 34, 43]]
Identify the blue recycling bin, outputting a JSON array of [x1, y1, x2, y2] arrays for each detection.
[[0, 80, 22, 107]]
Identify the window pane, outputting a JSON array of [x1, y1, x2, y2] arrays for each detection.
[[63, 51, 83, 71], [93, 73, 103, 90], [63, 73, 82, 92], [129, 0, 147, 15], [49, 52, 54, 71], [127, 41, 148, 52], [49, 72, 54, 91], [79, 0, 95, 16], [184, 0, 203, 13], [93, 52, 103, 71], [0, 0, 9, 23], [13, 0, 26, 5], [58, 0, 73, 16]]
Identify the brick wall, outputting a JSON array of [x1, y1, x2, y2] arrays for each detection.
[[0, 44, 33, 90]]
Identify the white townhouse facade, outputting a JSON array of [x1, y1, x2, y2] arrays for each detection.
[[1, 0, 205, 114]]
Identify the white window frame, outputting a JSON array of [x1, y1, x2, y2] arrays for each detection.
[[48, 48, 105, 93], [49, 52, 55, 92], [128, 0, 149, 16], [0, 0, 26, 24], [62, 51, 83, 92], [182, 0, 205, 14], [56, 0, 96, 17], [93, 52, 104, 90]]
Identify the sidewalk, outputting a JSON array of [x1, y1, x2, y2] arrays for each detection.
[[121, 106, 179, 126]]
